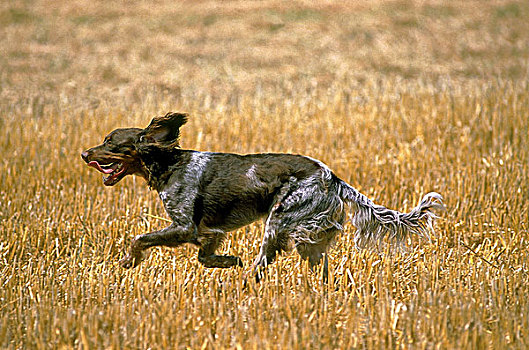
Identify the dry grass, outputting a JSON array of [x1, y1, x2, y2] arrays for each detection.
[[1, 0, 528, 348]]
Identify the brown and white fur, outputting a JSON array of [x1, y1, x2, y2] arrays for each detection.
[[81, 112, 444, 281]]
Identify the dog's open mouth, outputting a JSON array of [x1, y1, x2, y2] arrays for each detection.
[[87, 161, 127, 186]]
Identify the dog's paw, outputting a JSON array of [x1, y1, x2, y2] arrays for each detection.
[[255, 269, 264, 283], [119, 255, 135, 269], [119, 249, 149, 269]]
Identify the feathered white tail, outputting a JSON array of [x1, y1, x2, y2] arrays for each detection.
[[338, 181, 444, 247]]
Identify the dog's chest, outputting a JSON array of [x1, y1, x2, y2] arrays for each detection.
[[157, 152, 212, 213]]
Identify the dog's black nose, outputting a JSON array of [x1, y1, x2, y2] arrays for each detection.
[[81, 151, 89, 162]]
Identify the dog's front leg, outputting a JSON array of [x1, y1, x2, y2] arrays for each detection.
[[120, 222, 198, 269]]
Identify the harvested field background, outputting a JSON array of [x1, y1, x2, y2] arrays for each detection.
[[1, 0, 528, 348]]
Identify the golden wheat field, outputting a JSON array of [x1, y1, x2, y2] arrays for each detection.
[[1, 0, 528, 348]]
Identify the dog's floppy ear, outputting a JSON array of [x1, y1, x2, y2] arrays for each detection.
[[139, 112, 188, 146]]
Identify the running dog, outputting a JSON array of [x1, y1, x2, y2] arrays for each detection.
[[81, 112, 444, 280]]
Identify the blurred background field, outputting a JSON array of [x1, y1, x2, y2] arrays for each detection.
[[1, 0, 528, 348]]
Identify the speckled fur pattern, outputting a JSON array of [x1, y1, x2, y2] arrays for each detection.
[[81, 112, 444, 281]]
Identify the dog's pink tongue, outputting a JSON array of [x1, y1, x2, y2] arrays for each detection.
[[87, 161, 114, 174]]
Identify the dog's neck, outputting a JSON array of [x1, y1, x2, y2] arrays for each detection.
[[137, 146, 189, 191]]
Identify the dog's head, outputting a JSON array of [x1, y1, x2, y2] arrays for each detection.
[[81, 112, 188, 186]]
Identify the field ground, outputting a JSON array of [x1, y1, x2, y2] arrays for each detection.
[[1, 0, 528, 348]]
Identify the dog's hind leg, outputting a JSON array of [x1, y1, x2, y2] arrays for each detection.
[[296, 230, 337, 283], [253, 212, 288, 279], [255, 173, 346, 282], [253, 181, 295, 281], [197, 227, 243, 268]]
